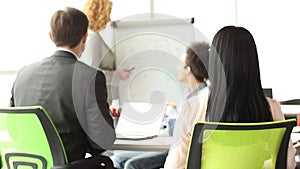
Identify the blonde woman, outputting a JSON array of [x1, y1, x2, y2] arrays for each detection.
[[80, 0, 115, 69], [80, 0, 131, 104]]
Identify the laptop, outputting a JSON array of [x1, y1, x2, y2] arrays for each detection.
[[115, 102, 166, 140]]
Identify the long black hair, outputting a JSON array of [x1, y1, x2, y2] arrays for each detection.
[[206, 26, 273, 122]]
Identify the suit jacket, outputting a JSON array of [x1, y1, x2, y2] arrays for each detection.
[[10, 50, 116, 162]]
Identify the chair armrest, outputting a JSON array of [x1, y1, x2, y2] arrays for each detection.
[[51, 155, 114, 169]]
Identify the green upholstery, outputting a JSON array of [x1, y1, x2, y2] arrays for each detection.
[[0, 106, 114, 169], [186, 119, 296, 169]]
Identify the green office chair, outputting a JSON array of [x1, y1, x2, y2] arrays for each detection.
[[0, 106, 114, 169], [186, 119, 296, 169]]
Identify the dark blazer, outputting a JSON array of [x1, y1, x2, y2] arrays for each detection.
[[10, 50, 116, 162]]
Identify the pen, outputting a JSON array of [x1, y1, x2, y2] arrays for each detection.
[[129, 67, 135, 71]]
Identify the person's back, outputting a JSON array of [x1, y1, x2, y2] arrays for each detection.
[[80, 0, 115, 70], [206, 26, 296, 169], [10, 7, 115, 162], [11, 52, 90, 160]]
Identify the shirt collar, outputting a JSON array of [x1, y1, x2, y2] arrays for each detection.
[[186, 82, 208, 99], [56, 47, 78, 58]]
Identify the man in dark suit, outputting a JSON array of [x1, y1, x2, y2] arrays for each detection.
[[10, 7, 116, 162]]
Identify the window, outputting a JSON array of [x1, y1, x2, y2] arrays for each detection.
[[0, 0, 299, 106]]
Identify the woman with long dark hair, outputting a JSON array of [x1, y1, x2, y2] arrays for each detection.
[[207, 26, 296, 169]]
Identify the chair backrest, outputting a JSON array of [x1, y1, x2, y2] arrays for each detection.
[[263, 88, 273, 98], [1, 153, 2, 168], [0, 106, 67, 169], [186, 119, 296, 169]]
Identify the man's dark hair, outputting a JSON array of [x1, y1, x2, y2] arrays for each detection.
[[185, 42, 209, 82], [50, 7, 88, 48]]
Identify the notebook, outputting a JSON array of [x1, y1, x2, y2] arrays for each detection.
[[115, 102, 166, 140]]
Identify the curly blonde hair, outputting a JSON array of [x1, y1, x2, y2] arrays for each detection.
[[83, 0, 113, 32]]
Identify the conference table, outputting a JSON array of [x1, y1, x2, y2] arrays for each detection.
[[111, 105, 300, 151], [281, 105, 300, 115], [111, 135, 174, 151]]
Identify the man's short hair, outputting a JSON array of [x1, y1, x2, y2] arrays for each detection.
[[50, 7, 88, 48], [185, 42, 209, 82]]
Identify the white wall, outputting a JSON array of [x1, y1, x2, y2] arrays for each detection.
[[237, 0, 300, 100], [0, 0, 86, 106]]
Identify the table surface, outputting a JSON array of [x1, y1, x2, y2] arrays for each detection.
[[281, 105, 300, 115], [111, 135, 174, 151], [111, 105, 300, 151]]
